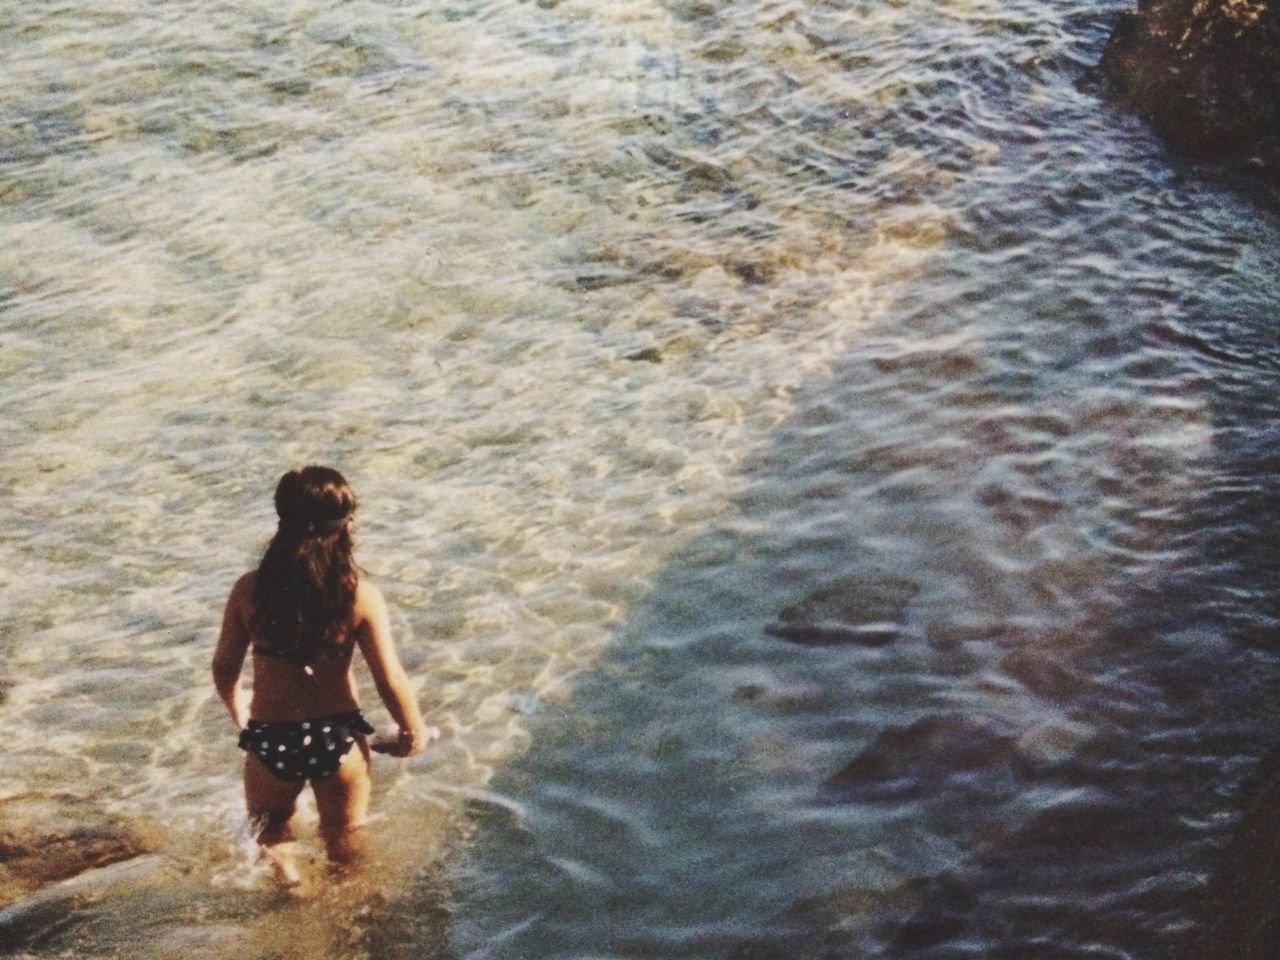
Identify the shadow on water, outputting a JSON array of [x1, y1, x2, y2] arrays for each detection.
[[449, 192, 1280, 959]]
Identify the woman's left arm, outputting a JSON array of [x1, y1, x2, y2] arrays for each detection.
[[212, 573, 253, 729]]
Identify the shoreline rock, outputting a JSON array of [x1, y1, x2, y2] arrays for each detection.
[[0, 794, 162, 908], [1096, 0, 1279, 183], [0, 854, 167, 948]]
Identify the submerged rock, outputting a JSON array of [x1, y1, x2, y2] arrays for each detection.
[[886, 874, 980, 952], [1096, 0, 1280, 180], [766, 573, 917, 649], [1014, 718, 1097, 771], [781, 871, 984, 955], [766, 621, 899, 647], [820, 715, 1020, 804]]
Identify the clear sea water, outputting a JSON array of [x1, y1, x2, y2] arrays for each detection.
[[2, 0, 1278, 957]]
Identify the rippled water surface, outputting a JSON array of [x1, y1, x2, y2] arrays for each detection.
[[3, 0, 1279, 957]]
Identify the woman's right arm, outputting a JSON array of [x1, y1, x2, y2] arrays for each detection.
[[355, 580, 430, 756]]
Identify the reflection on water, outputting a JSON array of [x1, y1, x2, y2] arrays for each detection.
[[1, 0, 1279, 956]]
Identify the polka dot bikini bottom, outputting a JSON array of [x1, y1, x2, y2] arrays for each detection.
[[239, 711, 376, 783]]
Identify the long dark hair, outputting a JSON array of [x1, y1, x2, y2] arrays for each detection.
[[251, 466, 359, 660]]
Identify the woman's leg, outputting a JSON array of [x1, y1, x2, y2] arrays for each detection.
[[312, 740, 372, 868], [244, 754, 305, 882]]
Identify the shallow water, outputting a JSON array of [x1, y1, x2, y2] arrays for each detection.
[[2, 0, 1278, 957]]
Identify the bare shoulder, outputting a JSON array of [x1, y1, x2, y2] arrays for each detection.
[[228, 571, 256, 612], [215, 571, 256, 655], [232, 570, 255, 597], [354, 576, 388, 621]]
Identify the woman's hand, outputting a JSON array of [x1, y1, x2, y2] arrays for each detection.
[[371, 723, 440, 757]]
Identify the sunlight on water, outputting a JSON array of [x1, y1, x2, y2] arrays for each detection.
[[2, 0, 1274, 956]]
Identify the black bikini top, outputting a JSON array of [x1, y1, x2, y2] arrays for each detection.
[[252, 639, 354, 664]]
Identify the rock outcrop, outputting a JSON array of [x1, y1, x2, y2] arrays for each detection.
[[0, 794, 161, 907], [1097, 0, 1279, 180]]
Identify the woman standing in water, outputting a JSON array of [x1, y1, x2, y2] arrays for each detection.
[[212, 466, 432, 879]]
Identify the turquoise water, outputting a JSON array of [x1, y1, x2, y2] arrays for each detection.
[[2, 0, 1278, 957]]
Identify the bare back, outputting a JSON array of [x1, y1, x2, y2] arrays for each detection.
[[221, 571, 362, 722], [214, 570, 426, 747]]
